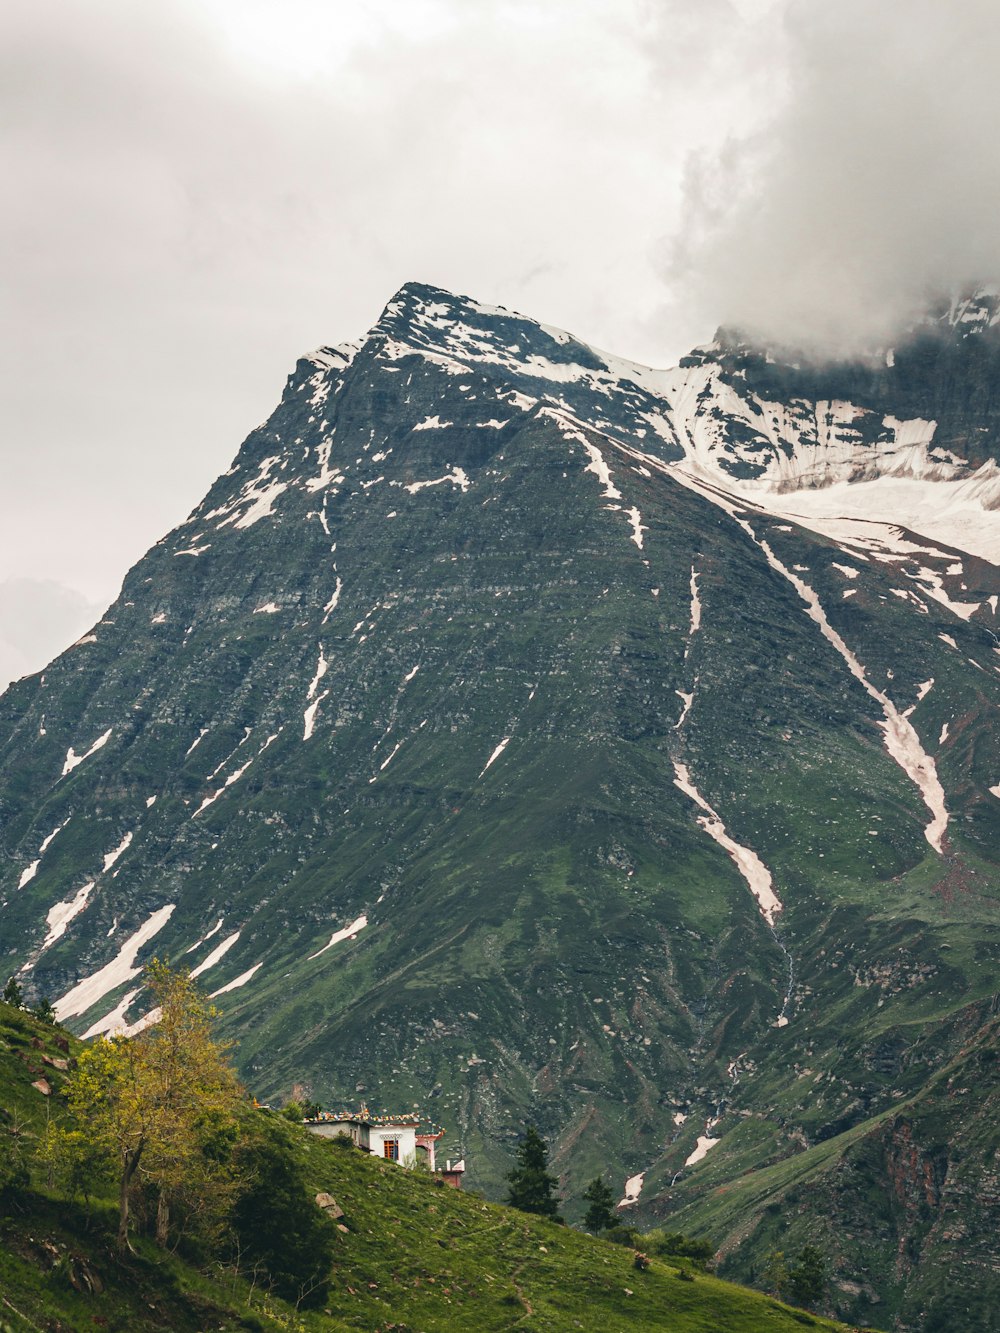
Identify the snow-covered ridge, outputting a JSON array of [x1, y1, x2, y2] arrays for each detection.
[[176, 282, 1000, 567], [366, 284, 999, 562]]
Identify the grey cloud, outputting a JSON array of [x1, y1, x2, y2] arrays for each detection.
[[671, 0, 1000, 355], [0, 0, 779, 616], [2, 1, 698, 605]]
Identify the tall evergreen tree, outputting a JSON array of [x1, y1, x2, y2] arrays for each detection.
[[2, 976, 22, 1008], [786, 1244, 826, 1309], [505, 1124, 561, 1221], [581, 1175, 620, 1233]]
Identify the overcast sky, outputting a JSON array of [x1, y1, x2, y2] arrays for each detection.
[[3, 0, 999, 688]]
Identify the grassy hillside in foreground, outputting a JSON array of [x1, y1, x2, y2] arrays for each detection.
[[0, 1001, 868, 1332]]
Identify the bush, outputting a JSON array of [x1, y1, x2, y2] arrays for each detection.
[[606, 1225, 640, 1247], [646, 1229, 715, 1269], [230, 1131, 336, 1307]]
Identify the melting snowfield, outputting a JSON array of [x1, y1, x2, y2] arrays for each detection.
[[765, 467, 1000, 566], [688, 566, 702, 637], [81, 987, 140, 1039], [741, 525, 950, 852], [189, 930, 241, 980], [55, 904, 175, 1021], [684, 1132, 721, 1167], [102, 831, 132, 873], [618, 1172, 645, 1207], [18, 816, 73, 887], [210, 961, 264, 998], [309, 914, 368, 961], [61, 727, 112, 777], [652, 454, 953, 853], [41, 882, 94, 951], [673, 762, 782, 924], [478, 736, 511, 778], [304, 645, 330, 740]]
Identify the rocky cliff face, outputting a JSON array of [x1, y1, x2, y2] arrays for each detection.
[[1, 281, 998, 1329]]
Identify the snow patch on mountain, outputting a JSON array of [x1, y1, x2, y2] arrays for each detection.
[[55, 904, 175, 1021], [81, 987, 140, 1039], [303, 692, 328, 741], [195, 733, 277, 816], [626, 507, 646, 549], [210, 962, 264, 998], [684, 1131, 721, 1167], [688, 566, 702, 642], [41, 882, 94, 951], [479, 737, 510, 778], [19, 816, 73, 887], [309, 914, 368, 960], [738, 519, 950, 851], [619, 1172, 645, 1207], [675, 688, 695, 729], [61, 727, 112, 777], [378, 740, 403, 772], [189, 930, 241, 980], [412, 415, 454, 431], [185, 918, 224, 954], [102, 832, 132, 874], [185, 728, 209, 757], [403, 467, 470, 494], [673, 762, 782, 923], [18, 861, 40, 890]]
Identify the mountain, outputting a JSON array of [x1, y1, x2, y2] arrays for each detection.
[[1, 280, 998, 1330]]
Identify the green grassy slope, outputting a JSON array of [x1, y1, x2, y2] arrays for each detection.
[[0, 1001, 865, 1332]]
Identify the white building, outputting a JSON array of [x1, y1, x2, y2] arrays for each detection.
[[306, 1104, 444, 1170]]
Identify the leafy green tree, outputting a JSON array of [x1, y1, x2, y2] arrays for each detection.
[[64, 959, 243, 1251], [762, 1249, 788, 1297], [581, 1175, 620, 1233], [786, 1244, 826, 1308], [34, 1120, 111, 1204], [505, 1124, 561, 1221], [32, 996, 56, 1024], [2, 976, 22, 1008]]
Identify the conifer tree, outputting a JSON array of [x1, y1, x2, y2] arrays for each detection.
[[582, 1175, 620, 1233], [785, 1244, 826, 1308], [2, 976, 22, 1008], [505, 1124, 561, 1221]]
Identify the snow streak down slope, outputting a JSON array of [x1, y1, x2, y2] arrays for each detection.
[[0, 281, 998, 1331], [667, 465, 951, 852]]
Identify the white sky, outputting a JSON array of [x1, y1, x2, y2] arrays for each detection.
[[2, 0, 997, 687]]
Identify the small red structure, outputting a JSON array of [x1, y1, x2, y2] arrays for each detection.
[[439, 1158, 466, 1189]]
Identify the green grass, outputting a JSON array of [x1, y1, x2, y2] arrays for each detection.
[[0, 1001, 866, 1332]]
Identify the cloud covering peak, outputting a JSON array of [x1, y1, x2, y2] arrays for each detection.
[[672, 0, 1000, 356]]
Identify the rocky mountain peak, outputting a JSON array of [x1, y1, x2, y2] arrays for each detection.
[[0, 281, 997, 1331]]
